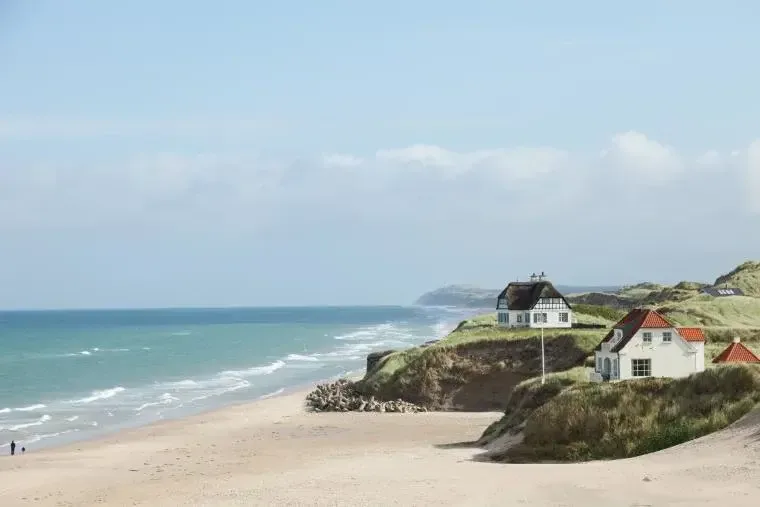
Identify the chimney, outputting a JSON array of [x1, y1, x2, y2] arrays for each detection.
[[733, 336, 741, 343]]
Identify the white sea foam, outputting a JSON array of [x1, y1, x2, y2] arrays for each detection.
[[220, 360, 285, 378], [6, 414, 51, 431], [135, 393, 179, 412], [333, 323, 397, 341], [70, 386, 126, 405], [65, 416, 79, 422], [0, 408, 10, 414], [79, 350, 91, 356], [259, 387, 285, 399], [15, 404, 46, 412], [285, 353, 319, 362], [24, 428, 78, 445]]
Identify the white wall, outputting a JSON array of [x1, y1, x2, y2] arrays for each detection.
[[497, 309, 573, 328], [527, 309, 573, 328], [618, 328, 702, 380], [693, 342, 705, 372]]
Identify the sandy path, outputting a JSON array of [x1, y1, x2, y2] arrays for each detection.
[[1, 390, 759, 506]]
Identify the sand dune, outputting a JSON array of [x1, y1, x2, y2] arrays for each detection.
[[1, 389, 759, 506]]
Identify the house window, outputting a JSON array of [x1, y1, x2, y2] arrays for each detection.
[[642, 332, 652, 344], [596, 357, 602, 372], [505, 313, 509, 324], [559, 312, 569, 323], [612, 359, 618, 378], [533, 313, 547, 324], [662, 331, 672, 343], [516, 314, 522, 323], [632, 359, 651, 377]]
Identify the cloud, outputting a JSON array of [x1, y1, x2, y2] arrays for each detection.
[[696, 149, 722, 167], [375, 144, 570, 181], [321, 153, 364, 168], [1, 131, 758, 232], [601, 131, 683, 183]]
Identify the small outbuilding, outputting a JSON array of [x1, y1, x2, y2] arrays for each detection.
[[712, 337, 760, 364]]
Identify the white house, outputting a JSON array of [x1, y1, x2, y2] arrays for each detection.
[[496, 273, 573, 329], [592, 308, 705, 382]]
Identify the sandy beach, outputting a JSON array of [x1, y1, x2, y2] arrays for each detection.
[[1, 387, 759, 507]]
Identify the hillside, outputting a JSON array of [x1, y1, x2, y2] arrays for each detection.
[[354, 307, 620, 411], [480, 364, 760, 463], [714, 260, 760, 297]]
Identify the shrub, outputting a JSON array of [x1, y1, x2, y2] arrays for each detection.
[[495, 364, 760, 462]]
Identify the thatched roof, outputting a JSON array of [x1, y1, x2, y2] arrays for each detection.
[[497, 281, 570, 311]]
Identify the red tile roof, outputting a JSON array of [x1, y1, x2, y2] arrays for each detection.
[[640, 311, 673, 328], [595, 308, 702, 352], [713, 341, 760, 363], [676, 327, 706, 342]]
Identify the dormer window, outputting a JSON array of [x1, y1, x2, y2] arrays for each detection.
[[611, 329, 622, 344]]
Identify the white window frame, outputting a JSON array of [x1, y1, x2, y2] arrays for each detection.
[[558, 312, 569, 323], [662, 331, 672, 343], [516, 314, 522, 323], [642, 332, 652, 344], [533, 312, 547, 324], [632, 359, 651, 377], [596, 356, 602, 372]]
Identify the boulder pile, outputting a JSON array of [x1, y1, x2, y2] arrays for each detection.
[[305, 378, 427, 413]]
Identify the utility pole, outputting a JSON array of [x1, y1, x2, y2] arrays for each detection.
[[541, 321, 546, 384]]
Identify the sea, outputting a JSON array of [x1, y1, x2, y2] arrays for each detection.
[[0, 305, 474, 451]]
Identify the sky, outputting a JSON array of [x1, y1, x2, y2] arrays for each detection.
[[1, 0, 760, 309]]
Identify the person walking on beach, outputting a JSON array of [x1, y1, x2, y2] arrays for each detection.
[[21, 447, 25, 454], [10, 440, 15, 456]]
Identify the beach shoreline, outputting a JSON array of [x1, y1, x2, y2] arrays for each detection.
[[2, 369, 365, 457], [1, 377, 760, 506]]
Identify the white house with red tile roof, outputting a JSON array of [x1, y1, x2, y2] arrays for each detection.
[[592, 308, 705, 381]]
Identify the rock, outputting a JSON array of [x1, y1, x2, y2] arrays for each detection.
[[305, 379, 426, 413], [366, 350, 397, 374]]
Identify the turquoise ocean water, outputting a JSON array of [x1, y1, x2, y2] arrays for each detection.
[[0, 305, 472, 450]]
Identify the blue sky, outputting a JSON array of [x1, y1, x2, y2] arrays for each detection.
[[1, 0, 759, 309]]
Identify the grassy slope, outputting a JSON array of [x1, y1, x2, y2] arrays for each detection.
[[491, 364, 760, 463], [714, 260, 760, 297], [356, 307, 616, 411]]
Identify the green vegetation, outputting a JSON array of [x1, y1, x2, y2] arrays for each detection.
[[356, 305, 616, 411], [479, 367, 588, 446], [571, 304, 625, 323], [488, 364, 760, 463], [714, 260, 760, 297], [659, 294, 760, 328]]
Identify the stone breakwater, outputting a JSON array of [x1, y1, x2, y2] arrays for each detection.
[[306, 379, 427, 413]]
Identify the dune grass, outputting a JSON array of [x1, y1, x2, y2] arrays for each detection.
[[479, 367, 589, 445], [362, 304, 615, 387], [493, 364, 760, 463], [659, 295, 760, 328], [714, 260, 760, 297], [357, 306, 614, 409]]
